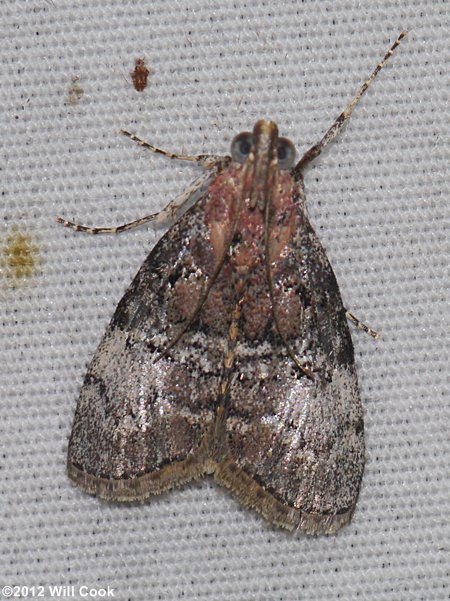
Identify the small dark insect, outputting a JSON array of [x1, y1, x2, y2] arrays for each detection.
[[58, 33, 406, 534], [131, 58, 149, 92]]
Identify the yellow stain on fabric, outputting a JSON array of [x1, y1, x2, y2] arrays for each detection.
[[0, 226, 40, 286]]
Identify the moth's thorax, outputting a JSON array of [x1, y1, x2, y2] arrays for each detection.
[[205, 163, 298, 274], [193, 162, 303, 341]]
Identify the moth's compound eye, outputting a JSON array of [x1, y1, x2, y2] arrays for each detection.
[[277, 138, 296, 169], [231, 132, 254, 163]]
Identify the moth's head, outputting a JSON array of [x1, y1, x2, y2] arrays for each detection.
[[230, 120, 296, 170]]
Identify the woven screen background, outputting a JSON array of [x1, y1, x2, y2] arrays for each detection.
[[1, 2, 448, 600]]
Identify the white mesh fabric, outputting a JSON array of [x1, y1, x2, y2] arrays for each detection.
[[1, 2, 449, 600]]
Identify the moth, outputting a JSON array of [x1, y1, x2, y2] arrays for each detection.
[[58, 33, 406, 534]]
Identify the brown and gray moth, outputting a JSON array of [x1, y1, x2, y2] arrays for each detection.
[[58, 33, 406, 535]]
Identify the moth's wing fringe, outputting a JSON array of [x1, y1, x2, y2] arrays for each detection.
[[68, 451, 355, 534], [214, 458, 356, 535], [67, 425, 217, 502]]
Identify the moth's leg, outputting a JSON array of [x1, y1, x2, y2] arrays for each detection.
[[292, 31, 407, 179], [345, 309, 379, 340], [55, 169, 220, 235], [121, 129, 227, 170]]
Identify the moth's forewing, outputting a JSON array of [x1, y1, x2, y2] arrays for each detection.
[[215, 171, 364, 534], [67, 175, 232, 501]]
